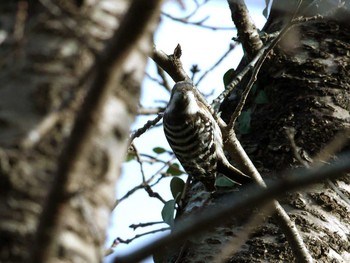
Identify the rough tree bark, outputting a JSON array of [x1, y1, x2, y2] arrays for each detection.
[[168, 1, 350, 262], [0, 1, 160, 262]]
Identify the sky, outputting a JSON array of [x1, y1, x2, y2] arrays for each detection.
[[105, 1, 267, 262]]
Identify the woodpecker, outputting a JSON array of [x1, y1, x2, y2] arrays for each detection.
[[163, 81, 250, 191]]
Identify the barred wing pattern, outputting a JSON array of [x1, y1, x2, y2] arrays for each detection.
[[164, 110, 218, 190]]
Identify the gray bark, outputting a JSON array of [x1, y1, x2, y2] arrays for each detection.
[[170, 1, 350, 262], [0, 1, 160, 262]]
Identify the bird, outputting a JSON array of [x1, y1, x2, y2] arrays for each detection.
[[163, 81, 251, 191]]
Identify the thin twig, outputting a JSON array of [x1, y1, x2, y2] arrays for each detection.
[[131, 143, 147, 182], [211, 15, 323, 112], [180, 0, 210, 20], [162, 11, 234, 31], [285, 127, 310, 167], [144, 184, 167, 204], [156, 64, 172, 92], [145, 71, 166, 86], [140, 153, 176, 164], [130, 113, 163, 142], [129, 221, 164, 230], [227, 26, 292, 128], [114, 157, 176, 208], [145, 64, 172, 92], [195, 43, 237, 86], [116, 227, 170, 244]]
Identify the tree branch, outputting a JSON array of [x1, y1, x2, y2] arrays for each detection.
[[151, 44, 190, 82], [195, 43, 237, 85], [116, 227, 170, 244], [227, 0, 263, 58], [223, 131, 313, 263], [113, 151, 350, 263], [212, 13, 321, 112], [130, 113, 163, 142]]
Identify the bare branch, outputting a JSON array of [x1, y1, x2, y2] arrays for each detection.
[[138, 107, 165, 115], [151, 44, 190, 82], [178, 0, 210, 20], [129, 221, 164, 230], [156, 64, 172, 92], [227, 0, 263, 57], [227, 14, 323, 129], [195, 42, 237, 85], [114, 156, 176, 208], [162, 11, 234, 31], [116, 227, 170, 244], [131, 144, 147, 182], [227, 38, 275, 128], [212, 14, 322, 112], [130, 113, 163, 142]]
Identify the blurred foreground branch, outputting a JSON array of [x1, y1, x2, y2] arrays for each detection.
[[29, 1, 163, 262], [114, 151, 350, 263]]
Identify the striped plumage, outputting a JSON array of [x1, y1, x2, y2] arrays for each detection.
[[163, 81, 250, 191]]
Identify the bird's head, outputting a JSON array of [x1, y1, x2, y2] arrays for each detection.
[[165, 81, 199, 115]]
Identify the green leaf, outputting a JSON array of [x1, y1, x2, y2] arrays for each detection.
[[255, 90, 269, 104], [223, 68, 235, 86], [263, 0, 271, 18], [161, 200, 176, 228], [262, 6, 268, 18], [125, 152, 135, 162], [166, 163, 183, 176], [238, 109, 251, 135], [251, 83, 258, 95], [170, 177, 185, 202], [153, 147, 166, 154], [215, 176, 237, 188]]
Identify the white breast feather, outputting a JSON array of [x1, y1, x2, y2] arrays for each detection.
[[185, 92, 199, 115], [165, 91, 200, 115]]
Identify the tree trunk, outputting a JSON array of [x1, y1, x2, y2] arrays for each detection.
[[0, 1, 159, 262], [171, 1, 350, 262]]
